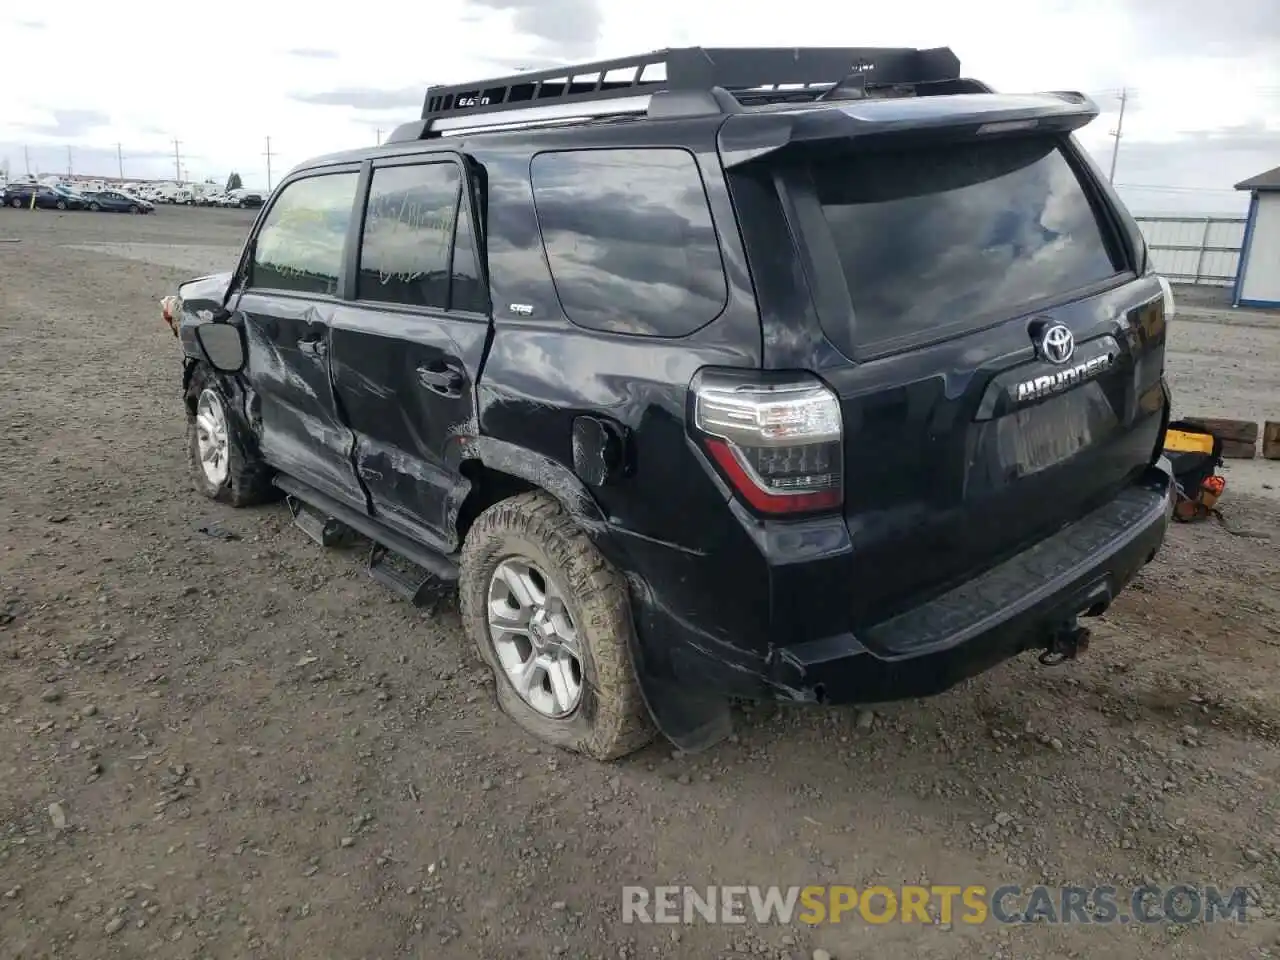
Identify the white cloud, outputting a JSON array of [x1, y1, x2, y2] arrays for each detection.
[[1, 0, 1276, 212]]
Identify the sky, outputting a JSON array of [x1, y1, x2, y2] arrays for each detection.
[[1, 0, 1277, 215]]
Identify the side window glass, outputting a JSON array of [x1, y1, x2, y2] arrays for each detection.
[[450, 188, 486, 313], [530, 148, 728, 337], [357, 163, 459, 309], [250, 172, 359, 297]]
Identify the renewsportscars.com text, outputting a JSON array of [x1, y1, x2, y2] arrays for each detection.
[[622, 884, 1251, 926]]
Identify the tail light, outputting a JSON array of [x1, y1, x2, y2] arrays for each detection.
[[160, 295, 181, 337], [1156, 275, 1176, 319], [691, 371, 843, 516]]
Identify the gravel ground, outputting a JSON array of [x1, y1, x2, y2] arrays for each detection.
[[1, 206, 1279, 960]]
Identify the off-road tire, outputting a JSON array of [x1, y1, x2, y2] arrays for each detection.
[[460, 492, 655, 761], [184, 363, 273, 507]]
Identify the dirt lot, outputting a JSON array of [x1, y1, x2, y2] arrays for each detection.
[[1, 206, 1278, 960]]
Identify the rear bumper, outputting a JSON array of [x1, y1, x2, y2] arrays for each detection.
[[623, 462, 1174, 705]]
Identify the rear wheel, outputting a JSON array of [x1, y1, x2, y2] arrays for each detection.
[[185, 363, 273, 506], [55, 200, 67, 210], [9, 198, 21, 209], [460, 492, 654, 761], [88, 202, 100, 211]]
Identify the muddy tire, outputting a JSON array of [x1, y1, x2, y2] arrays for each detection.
[[184, 363, 273, 507], [460, 492, 655, 761]]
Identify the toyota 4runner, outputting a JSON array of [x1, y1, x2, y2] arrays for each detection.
[[163, 46, 1176, 760]]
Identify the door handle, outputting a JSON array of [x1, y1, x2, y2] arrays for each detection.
[[297, 335, 327, 358], [416, 363, 464, 395]]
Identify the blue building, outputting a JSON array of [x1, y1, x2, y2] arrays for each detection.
[[1233, 164, 1280, 309]]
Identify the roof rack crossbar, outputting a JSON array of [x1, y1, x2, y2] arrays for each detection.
[[403, 46, 962, 140]]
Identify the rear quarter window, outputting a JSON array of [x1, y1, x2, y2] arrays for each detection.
[[810, 136, 1122, 354], [530, 148, 728, 337]]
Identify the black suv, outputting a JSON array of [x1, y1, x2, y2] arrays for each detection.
[[163, 47, 1175, 761]]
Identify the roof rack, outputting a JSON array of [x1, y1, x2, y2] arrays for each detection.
[[387, 46, 970, 142]]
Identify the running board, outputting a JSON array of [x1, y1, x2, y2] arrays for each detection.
[[272, 476, 459, 586], [286, 495, 354, 547], [367, 543, 450, 608]]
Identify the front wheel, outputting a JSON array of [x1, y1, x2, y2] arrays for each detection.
[[88, 202, 100, 211], [185, 364, 274, 506], [459, 492, 655, 761], [9, 198, 22, 209], [55, 200, 67, 210], [129, 205, 139, 214]]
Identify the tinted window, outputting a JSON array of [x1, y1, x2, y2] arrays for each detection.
[[357, 164, 459, 309], [251, 172, 358, 296], [811, 137, 1120, 352], [531, 149, 727, 337]]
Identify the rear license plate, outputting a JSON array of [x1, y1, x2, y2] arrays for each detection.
[[995, 383, 1118, 476]]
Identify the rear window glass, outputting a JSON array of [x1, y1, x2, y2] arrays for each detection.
[[531, 148, 727, 337], [811, 137, 1119, 352]]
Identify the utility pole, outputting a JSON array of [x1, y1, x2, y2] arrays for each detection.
[[23, 146, 31, 176], [117, 143, 124, 179], [1108, 88, 1128, 184], [66, 146, 73, 177], [172, 139, 182, 182], [263, 136, 275, 191], [376, 128, 383, 145]]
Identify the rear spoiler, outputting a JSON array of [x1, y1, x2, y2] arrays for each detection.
[[718, 92, 1099, 167]]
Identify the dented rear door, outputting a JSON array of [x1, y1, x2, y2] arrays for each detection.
[[328, 155, 490, 551]]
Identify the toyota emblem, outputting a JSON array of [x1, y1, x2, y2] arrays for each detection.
[[1038, 323, 1075, 365]]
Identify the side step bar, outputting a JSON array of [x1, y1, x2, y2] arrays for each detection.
[[286, 495, 355, 547], [367, 543, 450, 608], [273, 476, 459, 592]]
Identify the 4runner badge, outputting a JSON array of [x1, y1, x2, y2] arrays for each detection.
[[1013, 344, 1115, 404]]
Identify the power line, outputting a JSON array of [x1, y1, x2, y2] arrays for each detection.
[[1115, 183, 1241, 194]]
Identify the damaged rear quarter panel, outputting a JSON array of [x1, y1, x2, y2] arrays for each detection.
[[470, 139, 778, 675]]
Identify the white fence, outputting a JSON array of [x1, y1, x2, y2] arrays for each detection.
[[1133, 216, 1247, 287]]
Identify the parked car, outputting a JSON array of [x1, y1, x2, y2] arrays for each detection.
[[83, 190, 154, 214], [161, 46, 1176, 761], [2, 184, 85, 210], [237, 192, 264, 209]]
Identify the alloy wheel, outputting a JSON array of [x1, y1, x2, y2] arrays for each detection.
[[486, 557, 584, 718], [194, 388, 231, 487]]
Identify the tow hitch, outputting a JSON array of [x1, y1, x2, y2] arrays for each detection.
[[1038, 619, 1091, 666]]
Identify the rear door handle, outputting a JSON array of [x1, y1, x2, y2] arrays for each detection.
[[416, 363, 464, 395], [297, 335, 327, 358]]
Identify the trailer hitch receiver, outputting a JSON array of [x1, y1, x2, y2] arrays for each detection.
[[1039, 620, 1091, 666]]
